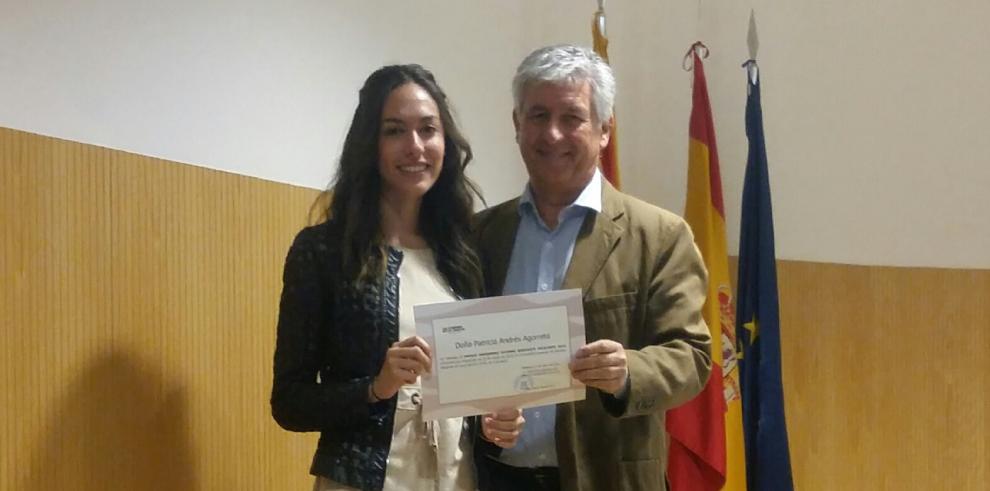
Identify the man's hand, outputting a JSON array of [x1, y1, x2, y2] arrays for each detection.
[[569, 339, 628, 395], [481, 408, 525, 448]]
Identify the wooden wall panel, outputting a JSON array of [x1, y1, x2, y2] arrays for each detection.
[[775, 261, 989, 490], [3, 126, 988, 489], [2, 129, 114, 490], [2, 127, 320, 490]]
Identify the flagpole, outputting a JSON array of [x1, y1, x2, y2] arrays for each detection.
[[591, 0, 621, 188], [736, 16, 796, 488]]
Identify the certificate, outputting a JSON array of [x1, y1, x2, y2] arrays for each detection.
[[414, 289, 586, 420]]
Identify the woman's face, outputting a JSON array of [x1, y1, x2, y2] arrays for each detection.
[[378, 82, 445, 204]]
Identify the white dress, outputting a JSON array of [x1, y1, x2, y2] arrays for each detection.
[[314, 247, 475, 491]]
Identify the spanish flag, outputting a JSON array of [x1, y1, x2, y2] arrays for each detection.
[[666, 43, 747, 491], [592, 6, 620, 188]]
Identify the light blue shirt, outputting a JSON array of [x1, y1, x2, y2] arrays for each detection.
[[498, 170, 602, 468]]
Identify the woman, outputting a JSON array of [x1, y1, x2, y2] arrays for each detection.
[[271, 64, 522, 491]]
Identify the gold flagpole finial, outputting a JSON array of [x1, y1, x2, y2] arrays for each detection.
[[594, 1, 607, 39]]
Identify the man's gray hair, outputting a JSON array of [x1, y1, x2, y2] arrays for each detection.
[[512, 44, 616, 125]]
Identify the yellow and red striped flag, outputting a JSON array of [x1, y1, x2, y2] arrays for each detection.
[[666, 43, 748, 491], [592, 6, 621, 188]]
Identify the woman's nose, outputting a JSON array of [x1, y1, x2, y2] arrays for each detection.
[[406, 131, 425, 155]]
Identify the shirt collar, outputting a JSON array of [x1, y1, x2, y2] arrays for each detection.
[[518, 168, 603, 216]]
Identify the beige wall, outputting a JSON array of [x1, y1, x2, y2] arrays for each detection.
[[2, 0, 988, 268], [3, 127, 988, 489]]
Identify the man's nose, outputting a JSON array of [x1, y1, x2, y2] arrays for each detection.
[[543, 119, 564, 142]]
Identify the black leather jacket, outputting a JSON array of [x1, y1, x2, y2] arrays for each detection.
[[271, 221, 402, 491]]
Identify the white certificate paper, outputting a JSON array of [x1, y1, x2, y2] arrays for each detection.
[[414, 289, 586, 420]]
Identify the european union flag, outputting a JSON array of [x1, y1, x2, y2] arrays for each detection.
[[735, 62, 795, 491]]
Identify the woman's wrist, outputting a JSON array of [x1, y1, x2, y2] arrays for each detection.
[[367, 381, 379, 403], [368, 377, 388, 403]]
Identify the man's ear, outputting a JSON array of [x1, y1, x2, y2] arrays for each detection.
[[599, 115, 613, 149], [512, 110, 521, 142]]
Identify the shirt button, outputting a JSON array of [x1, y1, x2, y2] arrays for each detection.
[[540, 283, 548, 291], [411, 392, 421, 406]]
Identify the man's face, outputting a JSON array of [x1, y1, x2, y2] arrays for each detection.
[[513, 80, 610, 200]]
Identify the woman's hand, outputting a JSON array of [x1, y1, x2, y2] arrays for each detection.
[[371, 335, 432, 400], [481, 408, 526, 448]]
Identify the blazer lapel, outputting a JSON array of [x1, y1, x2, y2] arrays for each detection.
[[481, 199, 521, 296], [561, 181, 626, 297]]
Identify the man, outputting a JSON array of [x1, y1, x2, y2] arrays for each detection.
[[473, 45, 713, 491]]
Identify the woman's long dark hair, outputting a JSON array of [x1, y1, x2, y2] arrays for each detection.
[[323, 64, 482, 298]]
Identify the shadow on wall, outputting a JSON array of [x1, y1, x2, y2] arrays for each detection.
[[24, 351, 199, 490]]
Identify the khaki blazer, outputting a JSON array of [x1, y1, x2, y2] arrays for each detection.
[[473, 180, 712, 491]]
